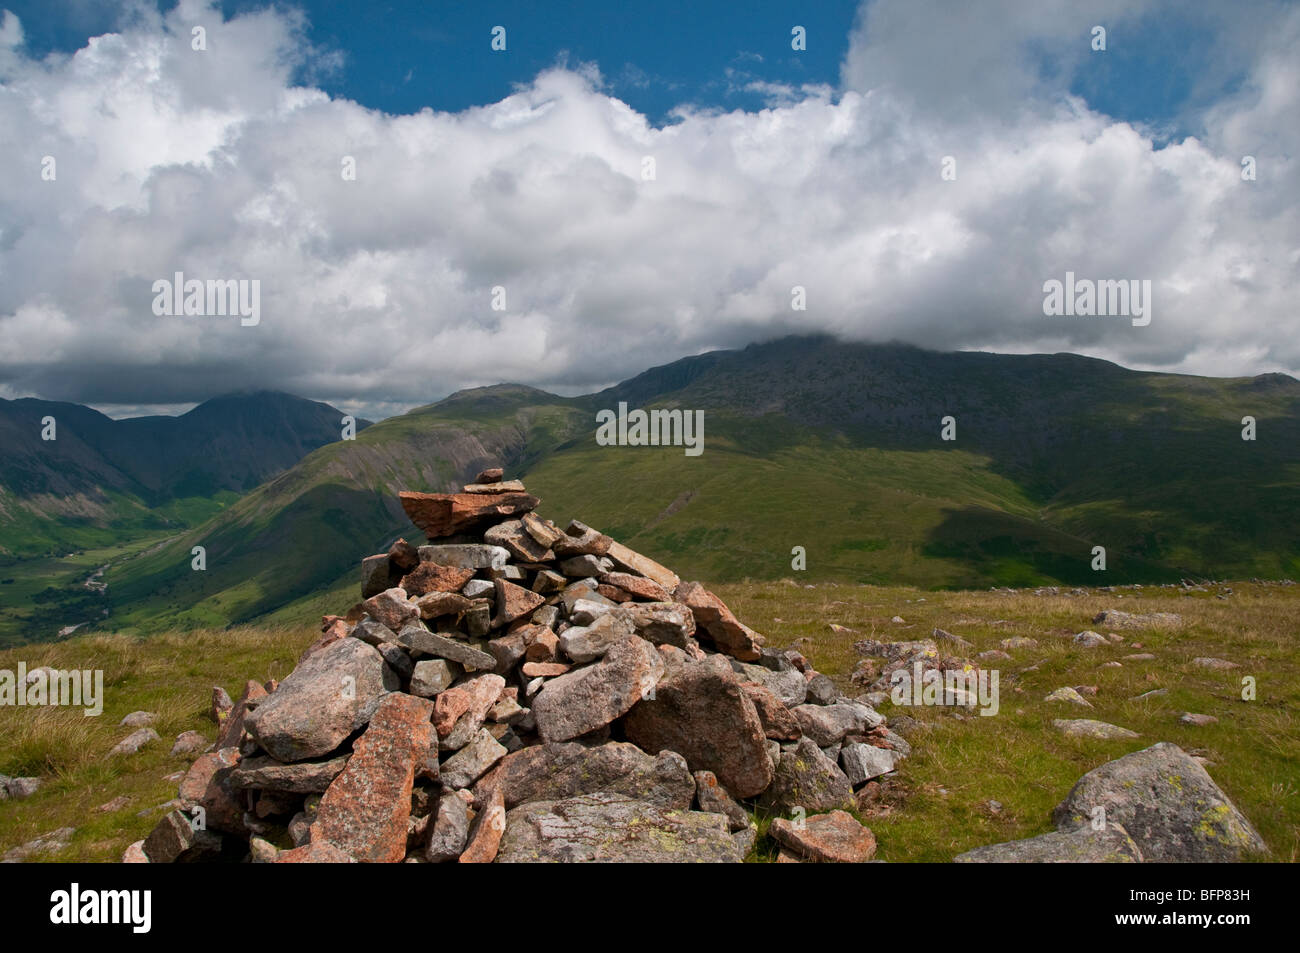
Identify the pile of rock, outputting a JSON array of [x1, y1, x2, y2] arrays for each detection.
[[136, 469, 897, 863]]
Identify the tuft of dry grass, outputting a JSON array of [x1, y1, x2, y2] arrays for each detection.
[[0, 625, 315, 861]]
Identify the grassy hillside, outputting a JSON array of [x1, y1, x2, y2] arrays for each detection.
[[6, 337, 1297, 643], [2, 582, 1293, 862]]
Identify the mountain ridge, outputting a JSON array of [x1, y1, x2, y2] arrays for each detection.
[[79, 335, 1300, 638]]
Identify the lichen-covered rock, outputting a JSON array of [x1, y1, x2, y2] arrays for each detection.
[[756, 737, 854, 814], [474, 741, 695, 810], [496, 792, 742, 863], [1052, 718, 1139, 740], [1052, 742, 1268, 862]]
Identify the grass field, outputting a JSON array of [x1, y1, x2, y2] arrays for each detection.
[[1, 580, 1295, 862]]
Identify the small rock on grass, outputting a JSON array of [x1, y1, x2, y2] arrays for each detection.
[[769, 810, 877, 863]]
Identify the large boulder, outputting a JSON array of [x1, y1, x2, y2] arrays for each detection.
[[1051, 742, 1268, 862], [246, 639, 398, 762], [313, 693, 435, 863], [496, 792, 742, 863], [623, 652, 773, 798], [532, 635, 664, 742], [474, 741, 695, 810]]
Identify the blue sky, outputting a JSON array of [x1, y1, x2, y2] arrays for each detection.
[[0, 0, 1295, 419], [3, 0, 1253, 138], [9, 0, 862, 121]]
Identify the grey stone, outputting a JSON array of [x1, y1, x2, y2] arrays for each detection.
[[558, 613, 636, 663], [840, 743, 899, 786], [497, 792, 742, 863], [1052, 742, 1268, 862], [424, 792, 471, 862], [111, 727, 161, 756], [418, 544, 509, 570], [954, 824, 1143, 863], [394, 624, 495, 671], [805, 673, 837, 705], [792, 702, 884, 746], [1052, 718, 1139, 740], [440, 729, 507, 790], [246, 638, 398, 762], [533, 635, 664, 743], [410, 659, 461, 697], [462, 579, 495, 599], [734, 663, 807, 707], [756, 737, 854, 813]]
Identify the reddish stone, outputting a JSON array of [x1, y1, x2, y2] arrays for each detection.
[[524, 627, 560, 662], [623, 652, 772, 798], [495, 579, 545, 625], [596, 584, 634, 602], [400, 562, 475, 598], [600, 572, 670, 602], [769, 810, 877, 863], [474, 467, 504, 483], [177, 747, 245, 834], [274, 842, 357, 863], [400, 490, 540, 539], [387, 538, 421, 572], [433, 673, 506, 737], [361, 587, 419, 630], [314, 694, 435, 863], [674, 581, 764, 661], [522, 661, 570, 678], [742, 683, 802, 740], [300, 618, 351, 663], [458, 786, 506, 863]]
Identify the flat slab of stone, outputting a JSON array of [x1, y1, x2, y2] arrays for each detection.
[[1093, 609, 1182, 630], [496, 792, 742, 863], [393, 624, 495, 671], [770, 810, 877, 863], [1053, 718, 1139, 740], [229, 754, 350, 794], [401, 490, 539, 539], [474, 741, 695, 810], [605, 541, 680, 590], [954, 824, 1143, 863]]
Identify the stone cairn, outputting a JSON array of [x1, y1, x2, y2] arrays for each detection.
[[138, 469, 904, 863]]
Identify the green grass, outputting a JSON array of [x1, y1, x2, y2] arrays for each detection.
[[716, 579, 1298, 862], [0, 625, 314, 861]]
